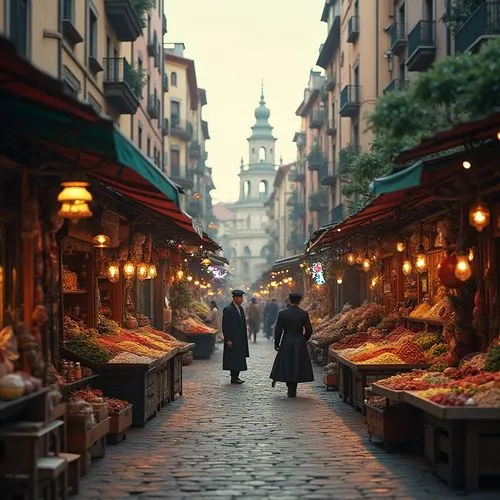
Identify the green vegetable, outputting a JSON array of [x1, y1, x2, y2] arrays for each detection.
[[484, 346, 500, 372], [65, 338, 111, 363]]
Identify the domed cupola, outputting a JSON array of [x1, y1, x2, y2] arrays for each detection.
[[249, 83, 275, 141]]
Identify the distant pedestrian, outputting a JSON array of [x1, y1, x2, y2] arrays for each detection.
[[208, 300, 222, 342], [222, 290, 249, 384], [263, 298, 278, 339], [246, 297, 261, 343], [270, 292, 314, 397]]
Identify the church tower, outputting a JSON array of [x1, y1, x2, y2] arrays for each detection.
[[225, 86, 277, 289]]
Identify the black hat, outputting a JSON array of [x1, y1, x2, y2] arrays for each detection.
[[232, 289, 245, 297], [289, 292, 303, 301]]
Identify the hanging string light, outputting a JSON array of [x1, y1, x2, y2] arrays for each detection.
[[336, 275, 343, 285], [148, 264, 157, 279], [362, 252, 371, 272], [123, 251, 135, 280], [107, 260, 120, 283], [345, 244, 356, 265], [415, 223, 427, 272], [455, 252, 472, 282], [469, 199, 490, 232], [136, 261, 149, 281]]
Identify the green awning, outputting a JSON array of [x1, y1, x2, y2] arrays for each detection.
[[370, 161, 423, 196], [0, 95, 179, 205]]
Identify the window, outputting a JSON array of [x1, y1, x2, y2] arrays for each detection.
[[170, 100, 180, 125], [258, 180, 268, 196], [171, 72, 177, 86], [138, 124, 143, 150], [147, 137, 151, 158], [153, 147, 158, 166], [87, 93, 102, 114], [137, 57, 143, 98], [9, 0, 29, 58], [63, 0, 74, 21], [170, 149, 180, 177], [88, 8, 98, 58], [258, 146, 266, 162], [243, 246, 251, 257], [62, 65, 80, 97], [242, 262, 250, 277], [243, 180, 251, 198]]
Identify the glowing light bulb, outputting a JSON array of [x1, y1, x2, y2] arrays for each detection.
[[462, 160, 471, 170], [136, 262, 149, 281], [396, 241, 406, 253], [402, 259, 412, 276], [148, 264, 157, 279], [346, 252, 356, 265], [469, 200, 490, 232], [362, 257, 371, 272], [107, 262, 120, 283], [336, 276, 343, 285], [455, 254, 472, 282], [123, 260, 135, 279]]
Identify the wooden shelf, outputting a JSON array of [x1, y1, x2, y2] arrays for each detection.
[[60, 374, 101, 399]]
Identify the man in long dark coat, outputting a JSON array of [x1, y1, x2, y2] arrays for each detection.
[[270, 292, 314, 397], [222, 289, 249, 384]]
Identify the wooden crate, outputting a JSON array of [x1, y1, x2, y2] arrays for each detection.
[[323, 374, 337, 391], [107, 406, 133, 444], [366, 402, 423, 449]]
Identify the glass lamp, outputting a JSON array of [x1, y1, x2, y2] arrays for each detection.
[[57, 181, 93, 220]]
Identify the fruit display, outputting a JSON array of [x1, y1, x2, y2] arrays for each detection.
[[0, 372, 43, 400], [70, 387, 131, 414], [192, 301, 211, 319], [173, 316, 217, 335], [409, 301, 432, 319], [63, 316, 192, 365], [484, 346, 500, 372], [407, 288, 454, 322], [98, 315, 120, 335]]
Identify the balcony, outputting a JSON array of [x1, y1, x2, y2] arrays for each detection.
[[383, 78, 408, 94], [320, 162, 337, 186], [288, 171, 305, 183], [162, 73, 169, 92], [307, 148, 326, 171], [147, 95, 159, 119], [187, 200, 202, 218], [192, 159, 206, 175], [325, 70, 336, 91], [170, 118, 193, 141], [287, 191, 298, 207], [308, 191, 329, 212], [62, 18, 83, 47], [390, 22, 407, 56], [189, 141, 201, 159], [347, 15, 360, 43], [162, 118, 169, 136], [407, 20, 436, 72], [340, 85, 360, 117], [104, 0, 142, 42], [309, 109, 325, 129], [103, 57, 140, 115], [170, 169, 194, 190], [330, 204, 345, 225], [147, 38, 157, 58], [455, 1, 500, 54], [290, 203, 306, 221], [327, 119, 337, 136]]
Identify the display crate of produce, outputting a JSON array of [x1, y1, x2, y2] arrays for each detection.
[[107, 405, 133, 444], [67, 417, 110, 476], [323, 374, 337, 391], [366, 401, 423, 450], [184, 333, 216, 359]]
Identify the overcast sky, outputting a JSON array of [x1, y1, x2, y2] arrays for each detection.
[[164, 0, 325, 203]]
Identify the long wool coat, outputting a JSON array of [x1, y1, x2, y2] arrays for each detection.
[[270, 305, 314, 383], [222, 302, 249, 371]]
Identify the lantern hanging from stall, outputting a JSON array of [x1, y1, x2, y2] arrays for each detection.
[[177, 270, 184, 281], [136, 262, 149, 281], [362, 253, 371, 272], [148, 263, 158, 279], [93, 234, 110, 248], [107, 261, 120, 283], [396, 241, 406, 253], [454, 253, 472, 282], [336, 276, 343, 285], [415, 223, 427, 272], [402, 253, 412, 276], [123, 256, 135, 280], [345, 244, 356, 265], [57, 181, 93, 221], [469, 199, 490, 232]]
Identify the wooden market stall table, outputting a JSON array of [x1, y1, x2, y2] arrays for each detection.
[[172, 328, 216, 360], [330, 350, 429, 412], [61, 345, 193, 427], [371, 383, 500, 491]]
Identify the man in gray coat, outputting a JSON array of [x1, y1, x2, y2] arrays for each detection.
[[270, 292, 314, 397], [222, 290, 249, 384]]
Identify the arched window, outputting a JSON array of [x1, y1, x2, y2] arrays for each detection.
[[258, 180, 268, 196], [243, 246, 251, 256], [259, 146, 266, 162], [260, 245, 272, 257], [247, 215, 251, 229], [243, 180, 251, 198], [242, 262, 250, 276], [171, 72, 177, 86]]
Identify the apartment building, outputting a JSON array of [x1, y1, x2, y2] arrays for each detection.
[[294, 70, 329, 235], [1, 1, 166, 160], [163, 43, 214, 225], [265, 163, 295, 261]]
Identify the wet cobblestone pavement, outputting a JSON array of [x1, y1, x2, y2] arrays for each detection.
[[77, 340, 500, 499]]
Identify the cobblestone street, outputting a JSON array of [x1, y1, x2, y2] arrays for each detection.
[[77, 340, 499, 500]]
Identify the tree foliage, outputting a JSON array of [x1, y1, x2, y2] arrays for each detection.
[[341, 37, 500, 216]]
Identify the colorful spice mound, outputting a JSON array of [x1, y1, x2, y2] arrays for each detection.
[[358, 353, 404, 365], [65, 337, 112, 363]]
